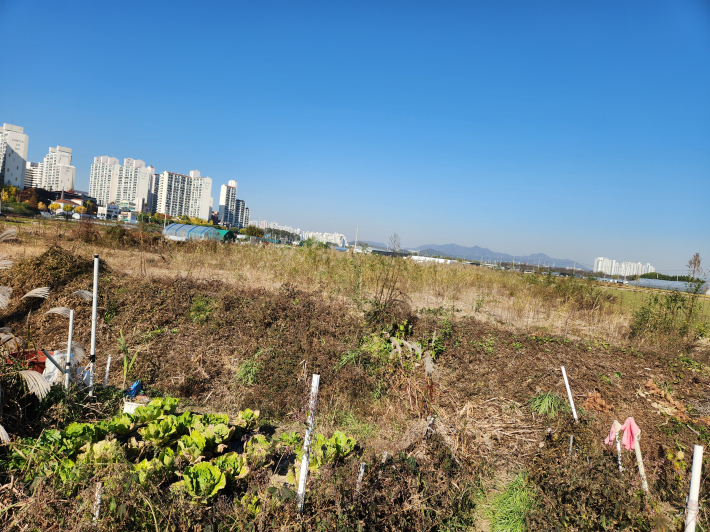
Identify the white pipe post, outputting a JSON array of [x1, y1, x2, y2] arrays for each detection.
[[297, 374, 320, 514], [93, 481, 103, 523], [64, 310, 74, 391], [615, 430, 623, 473], [355, 462, 366, 502], [89, 254, 99, 397], [686, 444, 704, 532], [561, 366, 578, 422], [634, 431, 649, 493], [104, 355, 112, 387]]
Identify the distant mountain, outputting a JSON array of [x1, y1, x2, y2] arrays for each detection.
[[411, 243, 590, 270], [358, 240, 388, 250]]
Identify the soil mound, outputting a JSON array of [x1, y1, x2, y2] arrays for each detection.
[[0, 245, 107, 294]]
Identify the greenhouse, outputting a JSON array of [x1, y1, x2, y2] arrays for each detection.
[[162, 223, 220, 242]]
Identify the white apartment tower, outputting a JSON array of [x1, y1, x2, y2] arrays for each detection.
[[156, 170, 212, 221], [217, 180, 249, 228], [0, 124, 29, 188], [89, 156, 155, 210], [594, 256, 655, 277], [24, 162, 42, 188], [40, 146, 75, 191]]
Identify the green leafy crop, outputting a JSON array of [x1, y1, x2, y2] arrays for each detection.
[[172, 462, 226, 504]]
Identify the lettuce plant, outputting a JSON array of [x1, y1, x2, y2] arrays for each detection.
[[245, 435, 273, 468], [172, 462, 226, 504], [212, 452, 249, 484]]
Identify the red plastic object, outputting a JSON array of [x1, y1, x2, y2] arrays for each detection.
[[6, 350, 51, 374]]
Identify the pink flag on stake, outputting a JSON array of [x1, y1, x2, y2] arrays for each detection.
[[604, 420, 622, 446], [620, 417, 640, 450]]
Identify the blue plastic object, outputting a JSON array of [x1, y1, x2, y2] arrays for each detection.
[[126, 380, 141, 398]]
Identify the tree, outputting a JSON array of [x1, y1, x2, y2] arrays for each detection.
[[37, 202, 47, 211], [74, 206, 87, 214], [84, 200, 96, 215], [62, 204, 74, 212], [388, 233, 401, 252], [48, 203, 61, 212], [244, 226, 264, 237]]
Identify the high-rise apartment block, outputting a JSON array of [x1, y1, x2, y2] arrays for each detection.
[[89, 156, 154, 210], [156, 170, 212, 221], [24, 162, 42, 188], [217, 180, 249, 228], [39, 146, 75, 191], [0, 124, 29, 188], [594, 257, 655, 277]]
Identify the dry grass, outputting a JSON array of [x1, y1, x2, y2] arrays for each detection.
[[3, 219, 704, 350]]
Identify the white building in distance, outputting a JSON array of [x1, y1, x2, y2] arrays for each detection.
[[594, 256, 655, 277], [38, 146, 75, 191], [89, 156, 155, 210], [156, 170, 212, 221], [217, 180, 249, 228], [24, 162, 41, 188], [301, 230, 348, 247], [0, 124, 29, 188]]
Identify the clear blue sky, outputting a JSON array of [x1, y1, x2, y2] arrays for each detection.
[[2, 1, 708, 272]]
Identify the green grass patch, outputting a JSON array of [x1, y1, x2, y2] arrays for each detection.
[[486, 473, 533, 532], [189, 296, 216, 325], [528, 392, 568, 418]]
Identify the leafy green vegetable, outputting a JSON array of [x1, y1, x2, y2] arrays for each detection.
[[77, 439, 124, 465], [212, 452, 249, 484], [108, 414, 138, 436], [138, 416, 182, 446], [234, 409, 260, 432], [245, 435, 273, 468], [62, 422, 107, 452], [172, 462, 226, 504], [147, 397, 179, 415], [133, 448, 175, 484]]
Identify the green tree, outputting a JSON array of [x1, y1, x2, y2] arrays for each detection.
[[242, 226, 264, 237], [62, 204, 75, 213]]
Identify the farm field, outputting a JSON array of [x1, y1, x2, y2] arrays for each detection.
[[1, 219, 709, 531]]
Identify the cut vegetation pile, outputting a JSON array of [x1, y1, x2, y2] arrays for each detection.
[[1, 244, 710, 530]]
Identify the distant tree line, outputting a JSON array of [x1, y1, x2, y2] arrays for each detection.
[[633, 272, 701, 283]]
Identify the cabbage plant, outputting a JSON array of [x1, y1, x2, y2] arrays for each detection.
[[172, 462, 226, 504]]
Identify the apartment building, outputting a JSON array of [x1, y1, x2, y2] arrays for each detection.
[[39, 146, 75, 191], [24, 162, 42, 188], [156, 170, 212, 220], [594, 256, 655, 277], [217, 180, 249, 228], [0, 124, 29, 188], [89, 156, 154, 209]]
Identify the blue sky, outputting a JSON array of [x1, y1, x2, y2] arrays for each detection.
[[2, 1, 708, 272]]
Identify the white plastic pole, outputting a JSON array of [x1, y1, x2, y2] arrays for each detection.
[[89, 254, 99, 397], [64, 310, 74, 391], [634, 431, 648, 493], [685, 444, 704, 532], [297, 374, 320, 514], [355, 462, 366, 502], [561, 366, 578, 422], [615, 431, 623, 473], [104, 355, 111, 387]]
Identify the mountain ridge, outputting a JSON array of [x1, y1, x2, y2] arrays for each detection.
[[353, 240, 589, 270]]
